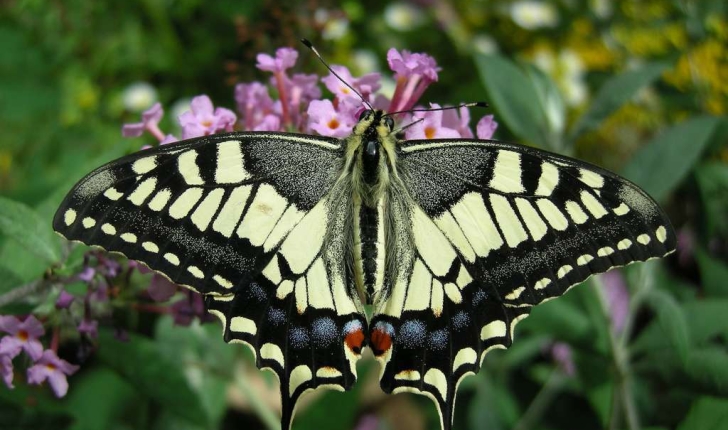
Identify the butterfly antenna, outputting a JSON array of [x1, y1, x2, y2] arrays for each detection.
[[386, 101, 488, 118], [301, 38, 374, 111], [393, 117, 424, 135]]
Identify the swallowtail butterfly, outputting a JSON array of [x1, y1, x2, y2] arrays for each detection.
[[54, 83, 675, 430]]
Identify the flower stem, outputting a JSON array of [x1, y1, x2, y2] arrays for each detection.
[[234, 368, 281, 430]]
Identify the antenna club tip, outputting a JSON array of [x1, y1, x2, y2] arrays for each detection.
[[475, 102, 489, 108], [301, 38, 313, 48]]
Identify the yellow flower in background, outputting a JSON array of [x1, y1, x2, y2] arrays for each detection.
[[510, 1, 559, 30], [664, 39, 728, 114], [567, 19, 618, 71]]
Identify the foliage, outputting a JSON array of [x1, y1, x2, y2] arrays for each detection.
[[0, 0, 727, 429]]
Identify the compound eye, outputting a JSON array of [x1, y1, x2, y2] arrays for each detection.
[[384, 116, 394, 130], [358, 109, 372, 121]]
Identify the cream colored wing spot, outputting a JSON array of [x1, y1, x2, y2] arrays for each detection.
[[490, 194, 528, 248], [294, 277, 308, 314], [316, 367, 343, 378], [177, 150, 204, 185], [613, 202, 630, 216], [262, 255, 283, 285], [164, 252, 180, 266], [534, 278, 551, 290], [213, 274, 233, 289], [148, 188, 172, 212], [63, 209, 77, 226], [489, 150, 525, 193], [187, 266, 204, 279], [104, 188, 124, 201], [230, 316, 257, 335], [617, 239, 632, 250], [289, 365, 313, 395], [423, 368, 448, 400], [212, 185, 252, 238], [307, 258, 334, 310], [395, 370, 421, 381], [142, 241, 159, 253], [215, 140, 250, 184], [536, 199, 569, 231], [403, 260, 431, 312], [578, 169, 604, 188], [412, 207, 457, 277], [128, 177, 157, 206], [82, 217, 96, 229], [557, 265, 573, 279], [261, 343, 285, 367], [276, 279, 294, 300], [452, 348, 477, 372], [101, 223, 116, 235], [132, 156, 157, 175], [278, 201, 328, 275], [515, 198, 548, 241], [535, 162, 559, 196], [120, 233, 137, 243], [450, 192, 503, 257], [168, 188, 204, 219], [263, 204, 306, 252], [191, 188, 225, 232], [597, 246, 615, 257], [580, 191, 608, 219], [504, 286, 525, 300], [444, 282, 462, 304], [576, 254, 594, 266], [433, 211, 476, 262], [456, 265, 473, 289], [480, 320, 506, 340], [430, 278, 445, 317], [637, 234, 651, 245], [565, 200, 589, 225], [236, 184, 288, 246], [656, 226, 667, 243]]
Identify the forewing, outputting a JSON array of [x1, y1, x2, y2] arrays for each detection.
[[53, 132, 366, 429], [370, 139, 676, 430]]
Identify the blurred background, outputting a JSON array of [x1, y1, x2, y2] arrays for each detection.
[[0, 1, 727, 429]]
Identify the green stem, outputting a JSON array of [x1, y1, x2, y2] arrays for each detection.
[[234, 367, 281, 430], [513, 370, 565, 430]]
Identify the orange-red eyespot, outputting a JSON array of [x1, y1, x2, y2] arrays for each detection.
[[343, 320, 365, 354], [370, 321, 394, 357]]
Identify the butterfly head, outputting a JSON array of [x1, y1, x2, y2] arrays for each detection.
[[348, 109, 398, 205]]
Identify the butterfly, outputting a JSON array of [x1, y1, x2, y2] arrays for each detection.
[[54, 96, 675, 429]]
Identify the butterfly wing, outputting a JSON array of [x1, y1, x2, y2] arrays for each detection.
[[370, 139, 676, 430], [53, 132, 367, 429]]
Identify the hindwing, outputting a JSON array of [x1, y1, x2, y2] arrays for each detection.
[[53, 132, 367, 429], [369, 139, 676, 430]]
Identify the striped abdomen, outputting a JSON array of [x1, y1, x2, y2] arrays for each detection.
[[353, 198, 385, 303]]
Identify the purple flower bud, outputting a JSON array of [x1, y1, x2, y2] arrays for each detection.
[[27, 350, 79, 398], [77, 267, 95, 283], [551, 342, 576, 376], [122, 102, 166, 142], [179, 95, 237, 139], [0, 315, 45, 361], [256, 47, 299, 73], [147, 274, 177, 302], [0, 354, 13, 389], [55, 290, 75, 309], [476, 115, 498, 139], [600, 271, 629, 334], [77, 319, 99, 338], [405, 104, 461, 140]]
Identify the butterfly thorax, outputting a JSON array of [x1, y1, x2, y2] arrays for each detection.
[[346, 110, 400, 302]]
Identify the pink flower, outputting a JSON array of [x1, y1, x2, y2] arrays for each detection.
[[1, 354, 13, 389], [235, 82, 276, 131], [405, 104, 461, 140], [122, 102, 166, 142], [77, 318, 98, 338], [442, 106, 475, 138], [178, 95, 237, 139], [55, 290, 75, 309], [322, 65, 381, 100], [601, 271, 629, 334], [160, 134, 179, 145], [147, 274, 177, 302], [551, 342, 576, 376], [0, 315, 44, 360], [171, 292, 212, 326], [27, 350, 79, 398], [256, 47, 298, 73], [307, 99, 356, 138], [387, 49, 440, 113], [476, 115, 498, 139]]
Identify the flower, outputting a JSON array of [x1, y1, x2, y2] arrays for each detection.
[[0, 315, 44, 360], [171, 292, 212, 326], [27, 350, 79, 398], [178, 95, 237, 139], [55, 290, 75, 309], [235, 82, 276, 130], [256, 47, 298, 73], [147, 274, 178, 302], [77, 318, 99, 338], [600, 271, 629, 333], [1, 354, 13, 389], [476, 115, 498, 139], [122, 102, 166, 141], [405, 104, 461, 140], [322, 66, 381, 101], [308, 99, 357, 138], [387, 49, 440, 113], [551, 342, 575, 376], [510, 1, 559, 30]]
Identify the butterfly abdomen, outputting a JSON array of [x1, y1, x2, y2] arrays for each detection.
[[352, 196, 386, 303]]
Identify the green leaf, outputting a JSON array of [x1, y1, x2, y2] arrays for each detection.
[[569, 63, 667, 139], [695, 248, 728, 297], [523, 64, 566, 151], [0, 195, 60, 264], [694, 162, 728, 238], [642, 289, 690, 366], [678, 396, 728, 430], [524, 290, 592, 345], [96, 329, 210, 426], [475, 54, 549, 148], [644, 347, 728, 397], [621, 116, 720, 202], [65, 367, 137, 430]]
